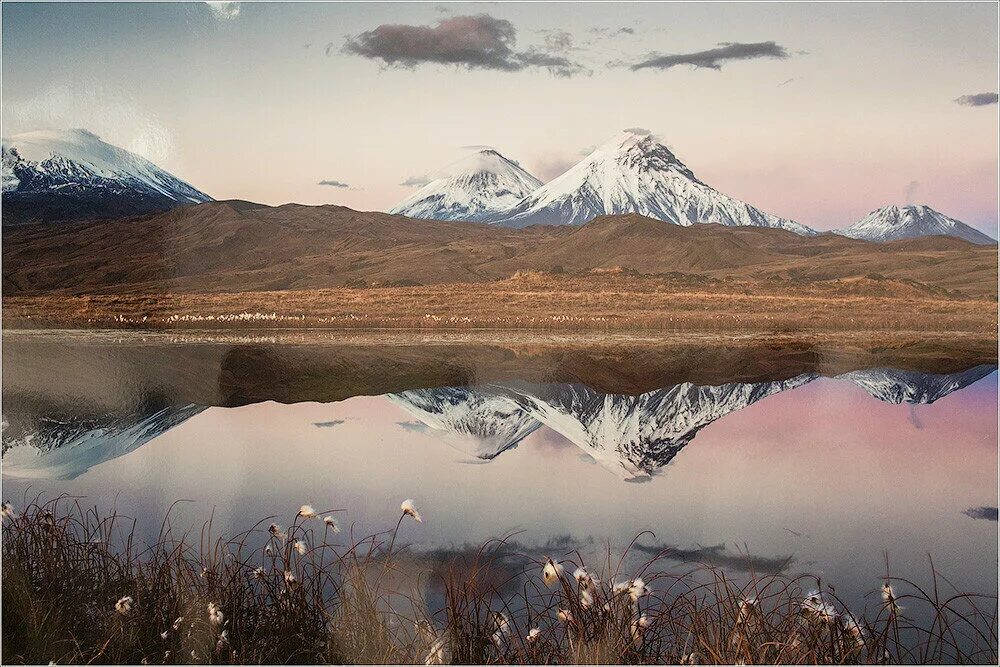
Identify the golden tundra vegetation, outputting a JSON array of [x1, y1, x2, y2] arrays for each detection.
[[2, 202, 996, 332], [2, 498, 996, 665]]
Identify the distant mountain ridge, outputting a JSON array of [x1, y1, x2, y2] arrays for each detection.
[[837, 205, 995, 245], [393, 130, 816, 235], [2, 128, 212, 224]]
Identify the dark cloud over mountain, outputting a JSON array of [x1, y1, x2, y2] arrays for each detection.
[[344, 14, 587, 77]]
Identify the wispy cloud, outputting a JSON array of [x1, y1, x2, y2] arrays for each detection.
[[344, 14, 588, 77], [632, 41, 789, 71], [317, 179, 350, 188], [963, 506, 998, 521], [400, 174, 434, 188], [778, 77, 795, 87], [313, 419, 346, 428], [205, 1, 240, 21], [954, 92, 998, 107]]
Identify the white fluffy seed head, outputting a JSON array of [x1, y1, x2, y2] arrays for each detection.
[[542, 558, 564, 587], [401, 499, 422, 522], [115, 596, 134, 615], [297, 505, 317, 519]]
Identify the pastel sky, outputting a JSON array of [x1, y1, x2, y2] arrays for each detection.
[[2, 1, 998, 233]]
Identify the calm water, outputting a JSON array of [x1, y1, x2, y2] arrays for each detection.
[[2, 330, 997, 616]]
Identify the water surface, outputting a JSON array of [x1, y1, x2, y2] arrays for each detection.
[[2, 330, 996, 617]]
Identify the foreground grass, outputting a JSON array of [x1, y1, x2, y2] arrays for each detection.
[[1, 497, 996, 665]]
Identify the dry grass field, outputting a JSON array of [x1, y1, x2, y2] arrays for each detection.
[[4, 271, 996, 334]]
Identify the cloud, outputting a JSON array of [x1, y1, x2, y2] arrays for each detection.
[[532, 154, 579, 182], [313, 419, 346, 428], [904, 180, 920, 205], [325, 42, 335, 56], [205, 1, 240, 21], [543, 31, 574, 53], [632, 41, 790, 71], [778, 77, 795, 87], [954, 92, 998, 107], [587, 26, 635, 37], [624, 126, 652, 136], [400, 174, 434, 188], [3, 85, 175, 167], [460, 144, 496, 151], [343, 14, 588, 76], [963, 506, 998, 521], [533, 143, 599, 181], [317, 179, 350, 188]]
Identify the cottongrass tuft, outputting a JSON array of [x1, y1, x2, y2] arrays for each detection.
[[542, 557, 564, 588], [628, 576, 651, 603], [801, 590, 839, 624], [268, 522, 285, 541], [1, 501, 17, 521], [207, 601, 225, 627], [882, 582, 902, 615], [400, 499, 422, 522], [114, 596, 133, 615], [491, 612, 510, 647], [526, 627, 541, 643], [324, 515, 341, 532], [297, 505, 318, 519]]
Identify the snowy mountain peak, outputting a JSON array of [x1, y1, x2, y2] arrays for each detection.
[[489, 130, 815, 234], [2, 128, 212, 224], [836, 204, 995, 245], [389, 148, 542, 222]]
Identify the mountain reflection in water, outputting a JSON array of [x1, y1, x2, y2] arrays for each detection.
[[3, 364, 994, 481]]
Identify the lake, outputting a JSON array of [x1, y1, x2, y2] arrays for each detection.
[[2, 329, 997, 619]]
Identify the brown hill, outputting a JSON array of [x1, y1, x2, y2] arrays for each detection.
[[2, 202, 996, 298]]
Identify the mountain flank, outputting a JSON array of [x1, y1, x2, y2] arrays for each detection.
[[3, 202, 996, 298]]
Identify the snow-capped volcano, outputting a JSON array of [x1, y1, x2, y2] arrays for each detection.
[[387, 387, 541, 459], [836, 205, 995, 245], [836, 365, 995, 404], [489, 130, 815, 234], [2, 128, 212, 224], [390, 149, 542, 222]]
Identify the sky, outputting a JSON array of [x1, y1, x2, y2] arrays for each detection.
[[2, 1, 998, 233]]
